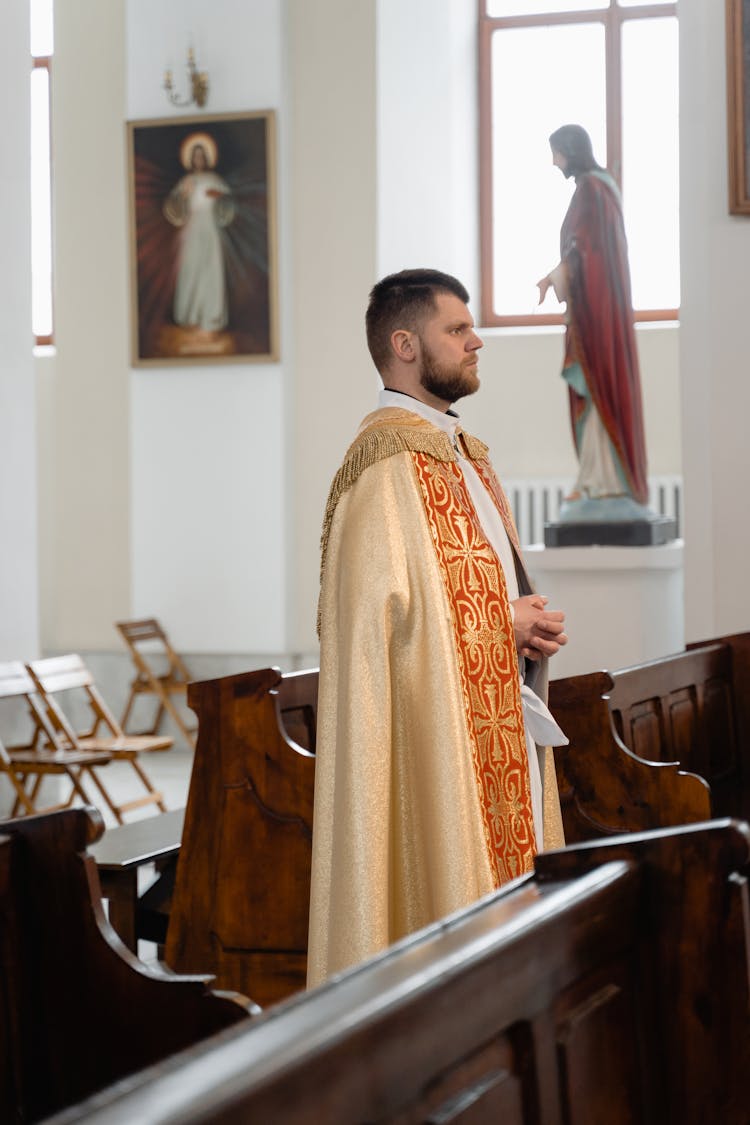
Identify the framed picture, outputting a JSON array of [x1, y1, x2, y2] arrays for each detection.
[[727, 0, 750, 214], [127, 110, 279, 365]]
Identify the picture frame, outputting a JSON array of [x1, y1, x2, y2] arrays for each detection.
[[727, 0, 750, 214], [126, 110, 279, 365]]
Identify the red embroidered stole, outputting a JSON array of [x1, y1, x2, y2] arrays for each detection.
[[412, 453, 536, 883]]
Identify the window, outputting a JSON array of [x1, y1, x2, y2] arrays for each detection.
[[31, 0, 54, 347], [478, 1, 679, 326]]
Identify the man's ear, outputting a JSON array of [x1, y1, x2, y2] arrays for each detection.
[[390, 329, 417, 363]]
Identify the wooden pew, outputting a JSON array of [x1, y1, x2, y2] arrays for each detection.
[[606, 631, 750, 820], [164, 667, 316, 1007], [550, 631, 750, 826], [164, 664, 710, 1006], [549, 670, 712, 843], [42, 819, 750, 1125], [0, 807, 257, 1124], [89, 806, 185, 952]]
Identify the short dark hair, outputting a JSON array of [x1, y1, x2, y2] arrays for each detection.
[[549, 124, 602, 178], [365, 268, 470, 373]]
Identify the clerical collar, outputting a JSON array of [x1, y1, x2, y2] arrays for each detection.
[[379, 389, 460, 436]]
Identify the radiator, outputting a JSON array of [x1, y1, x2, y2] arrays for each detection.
[[504, 475, 683, 547]]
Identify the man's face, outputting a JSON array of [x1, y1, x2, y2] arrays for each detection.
[[416, 293, 483, 405], [192, 145, 208, 171]]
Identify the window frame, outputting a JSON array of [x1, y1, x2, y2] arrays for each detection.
[[478, 0, 678, 328]]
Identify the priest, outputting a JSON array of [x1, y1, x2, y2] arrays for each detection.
[[307, 268, 569, 987]]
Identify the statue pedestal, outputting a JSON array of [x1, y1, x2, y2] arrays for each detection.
[[524, 540, 685, 678], [544, 516, 676, 547], [543, 495, 677, 547]]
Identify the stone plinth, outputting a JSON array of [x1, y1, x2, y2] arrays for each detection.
[[524, 540, 685, 679]]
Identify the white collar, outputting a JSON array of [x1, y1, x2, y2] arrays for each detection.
[[378, 388, 459, 436]]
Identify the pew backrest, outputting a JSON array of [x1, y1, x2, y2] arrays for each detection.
[[0, 808, 254, 1122], [167, 661, 715, 1005], [164, 667, 317, 1006], [43, 819, 750, 1125], [548, 670, 712, 843], [607, 633, 750, 819]]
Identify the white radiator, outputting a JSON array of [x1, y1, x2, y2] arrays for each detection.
[[503, 475, 683, 547]]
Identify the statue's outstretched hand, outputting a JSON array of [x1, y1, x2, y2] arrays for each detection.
[[536, 276, 552, 304]]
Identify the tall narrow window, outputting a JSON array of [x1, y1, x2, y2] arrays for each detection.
[[479, 1, 679, 326], [31, 0, 54, 347]]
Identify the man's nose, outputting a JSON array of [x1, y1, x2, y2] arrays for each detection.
[[468, 330, 483, 351]]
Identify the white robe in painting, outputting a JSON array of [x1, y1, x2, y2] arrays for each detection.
[[164, 170, 235, 332]]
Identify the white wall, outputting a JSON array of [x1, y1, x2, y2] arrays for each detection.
[[377, 0, 478, 295], [287, 0, 377, 660], [0, 0, 38, 660], [127, 0, 288, 655], [679, 0, 750, 642], [27, 0, 685, 674]]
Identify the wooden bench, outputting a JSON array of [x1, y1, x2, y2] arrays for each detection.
[[548, 670, 712, 843], [0, 806, 257, 1124], [165, 667, 316, 1008], [163, 664, 710, 1008], [89, 807, 185, 952], [41, 818, 750, 1124], [549, 631, 750, 826], [608, 631, 750, 820]]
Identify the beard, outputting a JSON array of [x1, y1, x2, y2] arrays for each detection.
[[418, 340, 479, 404]]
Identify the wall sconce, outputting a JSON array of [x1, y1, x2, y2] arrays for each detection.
[[164, 47, 209, 109]]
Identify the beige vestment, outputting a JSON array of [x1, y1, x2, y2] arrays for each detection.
[[307, 407, 564, 987]]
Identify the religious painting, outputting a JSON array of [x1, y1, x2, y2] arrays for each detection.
[[127, 110, 279, 365], [727, 0, 750, 214]]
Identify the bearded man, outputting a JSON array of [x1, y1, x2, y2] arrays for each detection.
[[307, 268, 569, 987]]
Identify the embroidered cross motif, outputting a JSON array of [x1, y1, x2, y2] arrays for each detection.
[[411, 452, 536, 885]]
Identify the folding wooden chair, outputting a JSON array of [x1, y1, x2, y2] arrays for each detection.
[[0, 661, 113, 818], [115, 619, 197, 750], [26, 655, 172, 824]]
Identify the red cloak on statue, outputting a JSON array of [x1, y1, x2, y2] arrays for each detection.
[[561, 171, 648, 505]]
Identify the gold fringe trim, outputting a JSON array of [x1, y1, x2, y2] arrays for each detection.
[[317, 409, 490, 635]]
